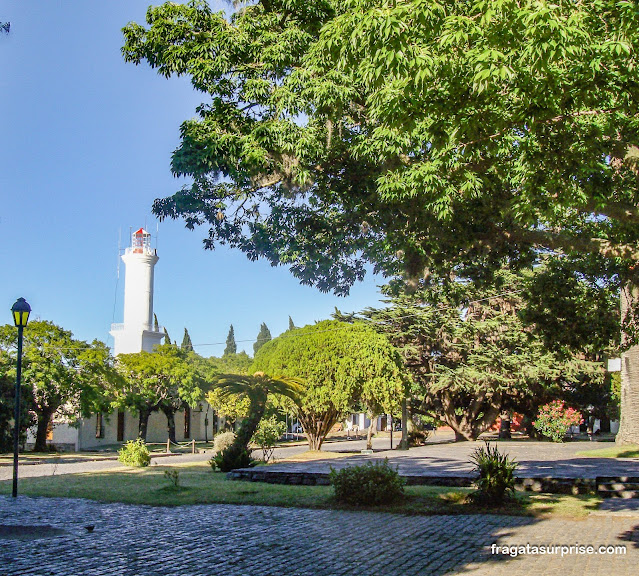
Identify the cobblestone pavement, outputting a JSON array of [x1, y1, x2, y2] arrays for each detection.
[[0, 496, 637, 576]]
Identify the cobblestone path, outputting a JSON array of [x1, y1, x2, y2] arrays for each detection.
[[0, 496, 637, 576]]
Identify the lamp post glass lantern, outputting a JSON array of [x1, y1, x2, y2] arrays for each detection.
[[12, 298, 31, 328], [11, 297, 30, 498]]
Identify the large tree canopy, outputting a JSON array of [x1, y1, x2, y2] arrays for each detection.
[[0, 321, 116, 452], [123, 0, 639, 442], [252, 319, 406, 449], [123, 0, 639, 288], [359, 269, 609, 440], [114, 344, 204, 441], [0, 350, 34, 452], [122, 0, 394, 294]]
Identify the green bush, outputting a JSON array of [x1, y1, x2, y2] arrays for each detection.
[[163, 469, 180, 487], [209, 443, 253, 472], [469, 442, 517, 505], [213, 431, 236, 454], [329, 459, 405, 506], [608, 372, 621, 421], [118, 438, 151, 467], [209, 431, 251, 472], [407, 429, 429, 447], [252, 415, 285, 462]]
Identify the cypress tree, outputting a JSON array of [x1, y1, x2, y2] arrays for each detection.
[[288, 316, 296, 331], [224, 324, 237, 356], [154, 313, 159, 331], [253, 322, 272, 355], [181, 327, 193, 351], [163, 326, 171, 345]]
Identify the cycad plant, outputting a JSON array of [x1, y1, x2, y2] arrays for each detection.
[[469, 442, 518, 505], [209, 372, 303, 471]]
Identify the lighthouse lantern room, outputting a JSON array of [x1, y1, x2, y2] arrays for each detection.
[[110, 227, 164, 355], [132, 227, 152, 254]]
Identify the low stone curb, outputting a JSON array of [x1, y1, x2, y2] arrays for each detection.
[[227, 469, 333, 485], [227, 468, 638, 496]]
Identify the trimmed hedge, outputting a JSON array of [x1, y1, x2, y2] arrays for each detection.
[[329, 459, 405, 506]]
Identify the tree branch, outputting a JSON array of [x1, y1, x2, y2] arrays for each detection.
[[581, 200, 639, 225], [502, 227, 639, 260]]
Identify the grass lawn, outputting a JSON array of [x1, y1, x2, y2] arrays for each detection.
[[575, 444, 639, 458], [0, 461, 601, 518]]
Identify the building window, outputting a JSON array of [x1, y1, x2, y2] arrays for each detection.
[[117, 411, 125, 442], [95, 413, 105, 439], [184, 406, 191, 439]]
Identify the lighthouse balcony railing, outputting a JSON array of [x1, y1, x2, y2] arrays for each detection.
[[124, 246, 157, 256], [110, 323, 164, 333]]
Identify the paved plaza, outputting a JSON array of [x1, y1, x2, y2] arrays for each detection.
[[262, 434, 639, 479], [5, 433, 639, 482]]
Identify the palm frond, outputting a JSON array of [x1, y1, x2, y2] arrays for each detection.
[[209, 372, 305, 403]]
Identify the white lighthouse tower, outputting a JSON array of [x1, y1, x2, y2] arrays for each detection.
[[110, 228, 165, 355]]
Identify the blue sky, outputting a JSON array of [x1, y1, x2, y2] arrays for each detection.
[[0, 1, 386, 355]]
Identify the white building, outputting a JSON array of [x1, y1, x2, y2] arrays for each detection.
[[37, 228, 215, 451]]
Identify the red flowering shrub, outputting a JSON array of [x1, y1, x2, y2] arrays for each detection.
[[533, 400, 583, 442]]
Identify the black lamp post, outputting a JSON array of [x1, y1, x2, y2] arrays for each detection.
[[204, 404, 209, 444], [11, 297, 31, 498]]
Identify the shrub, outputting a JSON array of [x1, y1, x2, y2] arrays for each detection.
[[163, 469, 180, 487], [469, 442, 517, 505], [252, 415, 285, 462], [118, 438, 151, 467], [209, 443, 253, 472], [213, 431, 236, 454], [533, 400, 583, 442], [608, 372, 621, 421], [408, 429, 429, 447], [329, 459, 405, 506]]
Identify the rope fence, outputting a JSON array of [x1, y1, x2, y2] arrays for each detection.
[[165, 438, 196, 454]]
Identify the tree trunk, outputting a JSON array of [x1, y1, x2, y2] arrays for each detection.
[[162, 407, 176, 444], [499, 412, 512, 439], [34, 407, 53, 452], [366, 415, 377, 450], [454, 430, 471, 442], [440, 393, 474, 440], [298, 409, 338, 451], [138, 407, 151, 441], [440, 392, 501, 441], [472, 401, 502, 439], [307, 434, 323, 450], [618, 284, 639, 445], [234, 401, 266, 451]]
